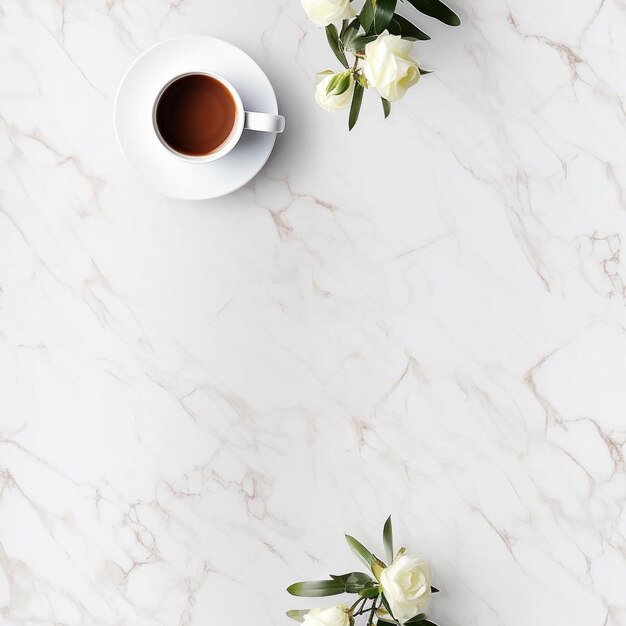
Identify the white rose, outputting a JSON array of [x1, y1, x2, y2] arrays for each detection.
[[379, 555, 431, 623], [300, 0, 355, 27], [303, 606, 351, 626], [315, 71, 355, 111], [363, 32, 421, 101]]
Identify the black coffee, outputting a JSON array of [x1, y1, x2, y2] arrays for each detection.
[[155, 74, 237, 156]]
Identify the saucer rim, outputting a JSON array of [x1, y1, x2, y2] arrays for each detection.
[[113, 35, 278, 200]]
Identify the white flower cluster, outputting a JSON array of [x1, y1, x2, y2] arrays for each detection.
[[287, 517, 439, 626], [303, 555, 432, 626], [301, 0, 422, 114]]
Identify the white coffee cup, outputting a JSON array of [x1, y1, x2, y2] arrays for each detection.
[[153, 71, 285, 163]]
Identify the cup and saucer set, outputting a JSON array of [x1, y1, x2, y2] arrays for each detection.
[[114, 35, 285, 200]]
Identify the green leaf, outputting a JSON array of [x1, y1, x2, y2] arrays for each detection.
[[405, 615, 426, 624], [287, 580, 346, 597], [325, 24, 349, 68], [387, 17, 400, 35], [381, 98, 391, 119], [359, 0, 375, 32], [348, 83, 364, 130], [325, 72, 342, 95], [347, 16, 360, 29], [347, 580, 373, 593], [382, 516, 393, 561], [373, 0, 397, 33], [287, 610, 311, 622], [347, 572, 376, 585], [393, 14, 430, 40], [342, 20, 360, 49], [430, 586, 439, 593], [345, 533, 374, 564], [359, 586, 381, 598], [329, 572, 375, 592], [334, 73, 353, 96], [344, 34, 378, 51], [325, 71, 352, 96], [419, 621, 439, 626], [405, 0, 460, 26]]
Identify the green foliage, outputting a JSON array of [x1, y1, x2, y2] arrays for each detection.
[[287, 610, 311, 622], [359, 586, 381, 598], [330, 572, 377, 593], [287, 517, 443, 626], [393, 15, 430, 40], [348, 82, 364, 130], [345, 534, 375, 565], [359, 0, 375, 31], [325, 24, 349, 68], [382, 516, 394, 560], [287, 580, 347, 597], [404, 0, 460, 26], [373, 0, 397, 33], [315, 0, 459, 127], [326, 71, 353, 96]]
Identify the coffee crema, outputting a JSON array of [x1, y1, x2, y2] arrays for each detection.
[[155, 74, 237, 157]]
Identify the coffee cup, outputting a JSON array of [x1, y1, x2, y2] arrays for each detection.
[[153, 71, 285, 163]]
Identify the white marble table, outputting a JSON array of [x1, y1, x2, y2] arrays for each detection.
[[1, 1, 625, 624]]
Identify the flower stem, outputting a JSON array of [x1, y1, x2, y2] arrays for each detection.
[[350, 597, 368, 614], [366, 598, 379, 626], [353, 597, 379, 618]]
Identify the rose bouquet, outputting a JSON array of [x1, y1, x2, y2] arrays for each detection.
[[287, 517, 441, 626], [300, 0, 460, 129]]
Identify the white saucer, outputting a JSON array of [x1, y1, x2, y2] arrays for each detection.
[[114, 36, 279, 200]]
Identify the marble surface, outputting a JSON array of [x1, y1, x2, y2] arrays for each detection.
[[1, 0, 625, 624]]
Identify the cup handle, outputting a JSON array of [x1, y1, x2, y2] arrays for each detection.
[[244, 111, 285, 134]]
